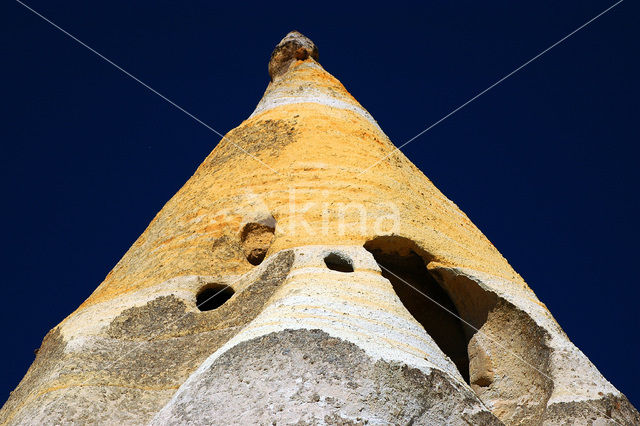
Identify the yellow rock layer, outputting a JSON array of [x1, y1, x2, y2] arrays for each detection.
[[72, 58, 524, 318]]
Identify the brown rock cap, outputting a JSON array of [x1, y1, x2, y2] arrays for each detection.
[[268, 31, 319, 81]]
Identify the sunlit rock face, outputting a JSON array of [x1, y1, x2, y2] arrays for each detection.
[[2, 31, 637, 425]]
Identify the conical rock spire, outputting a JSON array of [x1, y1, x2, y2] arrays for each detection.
[[1, 32, 638, 425]]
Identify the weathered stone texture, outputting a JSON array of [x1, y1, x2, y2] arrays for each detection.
[[2, 30, 637, 425], [152, 329, 501, 425], [1, 252, 294, 424]]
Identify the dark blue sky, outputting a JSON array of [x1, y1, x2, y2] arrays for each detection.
[[2, 0, 638, 408]]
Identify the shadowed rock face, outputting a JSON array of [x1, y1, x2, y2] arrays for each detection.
[[2, 31, 638, 425], [467, 299, 553, 424]]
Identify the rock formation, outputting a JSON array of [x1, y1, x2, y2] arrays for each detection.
[[1, 31, 637, 425]]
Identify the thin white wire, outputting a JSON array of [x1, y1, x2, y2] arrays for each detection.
[[13, 1, 626, 422], [15, 0, 280, 175], [359, 0, 624, 176]]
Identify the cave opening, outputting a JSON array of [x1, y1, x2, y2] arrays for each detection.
[[240, 221, 275, 266], [196, 284, 235, 312], [324, 252, 354, 272], [364, 236, 471, 382]]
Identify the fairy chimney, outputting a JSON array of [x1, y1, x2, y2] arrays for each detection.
[[1, 31, 637, 425]]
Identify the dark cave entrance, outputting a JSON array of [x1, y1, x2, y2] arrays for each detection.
[[324, 252, 355, 272], [364, 237, 471, 382], [196, 284, 235, 312], [240, 220, 276, 266]]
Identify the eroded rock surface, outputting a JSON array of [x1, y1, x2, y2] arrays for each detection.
[[1, 252, 294, 424], [240, 221, 275, 265], [2, 30, 637, 425], [153, 329, 500, 425], [269, 31, 319, 81]]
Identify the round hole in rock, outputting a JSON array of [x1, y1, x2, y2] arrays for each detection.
[[196, 284, 234, 312], [240, 222, 275, 266], [324, 252, 354, 273]]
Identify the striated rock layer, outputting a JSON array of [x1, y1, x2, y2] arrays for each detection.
[[2, 31, 637, 425]]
